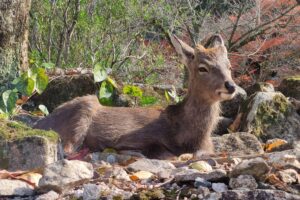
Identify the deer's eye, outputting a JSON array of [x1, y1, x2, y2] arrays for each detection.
[[198, 65, 209, 73]]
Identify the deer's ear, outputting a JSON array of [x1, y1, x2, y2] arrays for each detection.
[[205, 34, 225, 48], [170, 34, 194, 66]]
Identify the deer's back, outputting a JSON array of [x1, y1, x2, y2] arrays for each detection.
[[34, 95, 172, 154]]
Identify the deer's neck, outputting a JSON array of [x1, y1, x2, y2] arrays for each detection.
[[166, 91, 220, 152]]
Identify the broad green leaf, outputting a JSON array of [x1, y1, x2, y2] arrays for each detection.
[[99, 81, 114, 106], [30, 68, 49, 94], [2, 90, 18, 113], [41, 62, 55, 69], [93, 63, 107, 82], [99, 81, 114, 99], [35, 68, 49, 94], [15, 73, 35, 96], [38, 104, 49, 116], [123, 85, 143, 98]]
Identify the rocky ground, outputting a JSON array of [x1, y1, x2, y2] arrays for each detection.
[[0, 75, 299, 200]]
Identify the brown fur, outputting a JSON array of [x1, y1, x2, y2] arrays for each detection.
[[34, 34, 236, 159]]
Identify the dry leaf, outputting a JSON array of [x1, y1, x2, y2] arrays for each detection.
[[130, 175, 139, 181], [16, 172, 42, 187], [264, 139, 288, 152], [229, 113, 243, 132], [266, 173, 291, 192]]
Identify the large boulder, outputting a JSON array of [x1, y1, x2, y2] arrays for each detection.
[[240, 92, 300, 143], [29, 74, 97, 112], [278, 76, 300, 100], [212, 132, 264, 155], [0, 119, 59, 171]]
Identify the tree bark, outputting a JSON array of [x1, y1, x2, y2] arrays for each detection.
[[0, 0, 31, 91]]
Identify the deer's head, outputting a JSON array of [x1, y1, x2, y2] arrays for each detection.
[[170, 34, 236, 103]]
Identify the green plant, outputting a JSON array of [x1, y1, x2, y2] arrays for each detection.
[[123, 85, 143, 105], [0, 66, 49, 116], [140, 96, 158, 106], [93, 62, 117, 106]]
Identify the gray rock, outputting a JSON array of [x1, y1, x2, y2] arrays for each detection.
[[221, 85, 247, 118], [230, 157, 271, 181], [267, 151, 300, 172], [213, 132, 264, 155], [105, 166, 130, 181], [90, 152, 132, 165], [278, 76, 300, 100], [127, 158, 175, 174], [173, 168, 227, 182], [212, 183, 228, 193], [83, 184, 102, 200], [197, 186, 211, 199], [194, 177, 212, 188], [210, 189, 300, 200], [229, 175, 258, 190], [85, 182, 133, 200], [36, 190, 59, 200], [39, 159, 93, 193], [0, 179, 34, 196], [240, 92, 300, 143], [278, 169, 300, 184], [0, 135, 59, 171]]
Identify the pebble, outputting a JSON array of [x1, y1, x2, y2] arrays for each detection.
[[212, 183, 228, 193]]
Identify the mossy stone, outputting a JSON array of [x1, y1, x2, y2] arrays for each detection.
[[0, 118, 58, 142], [241, 92, 300, 143], [278, 76, 300, 99]]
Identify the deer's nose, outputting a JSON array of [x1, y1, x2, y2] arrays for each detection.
[[225, 81, 236, 94]]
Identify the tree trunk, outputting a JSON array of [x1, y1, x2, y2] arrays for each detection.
[[0, 0, 31, 91]]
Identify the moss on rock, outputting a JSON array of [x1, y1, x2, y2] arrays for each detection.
[[278, 76, 300, 99], [241, 92, 300, 143], [0, 118, 58, 142], [253, 94, 289, 138]]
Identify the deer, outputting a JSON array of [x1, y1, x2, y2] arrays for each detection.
[[33, 34, 236, 159]]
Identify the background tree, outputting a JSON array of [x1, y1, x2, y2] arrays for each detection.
[[0, 0, 31, 92]]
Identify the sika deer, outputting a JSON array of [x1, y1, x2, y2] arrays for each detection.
[[34, 34, 236, 159]]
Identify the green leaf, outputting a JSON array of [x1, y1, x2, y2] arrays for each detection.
[[41, 62, 55, 69], [140, 96, 158, 106], [35, 68, 49, 94], [30, 67, 49, 94], [93, 63, 107, 82], [164, 90, 170, 103], [123, 85, 143, 98], [38, 104, 49, 116], [15, 73, 35, 96], [99, 81, 114, 106], [99, 81, 114, 99], [2, 90, 18, 113]]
